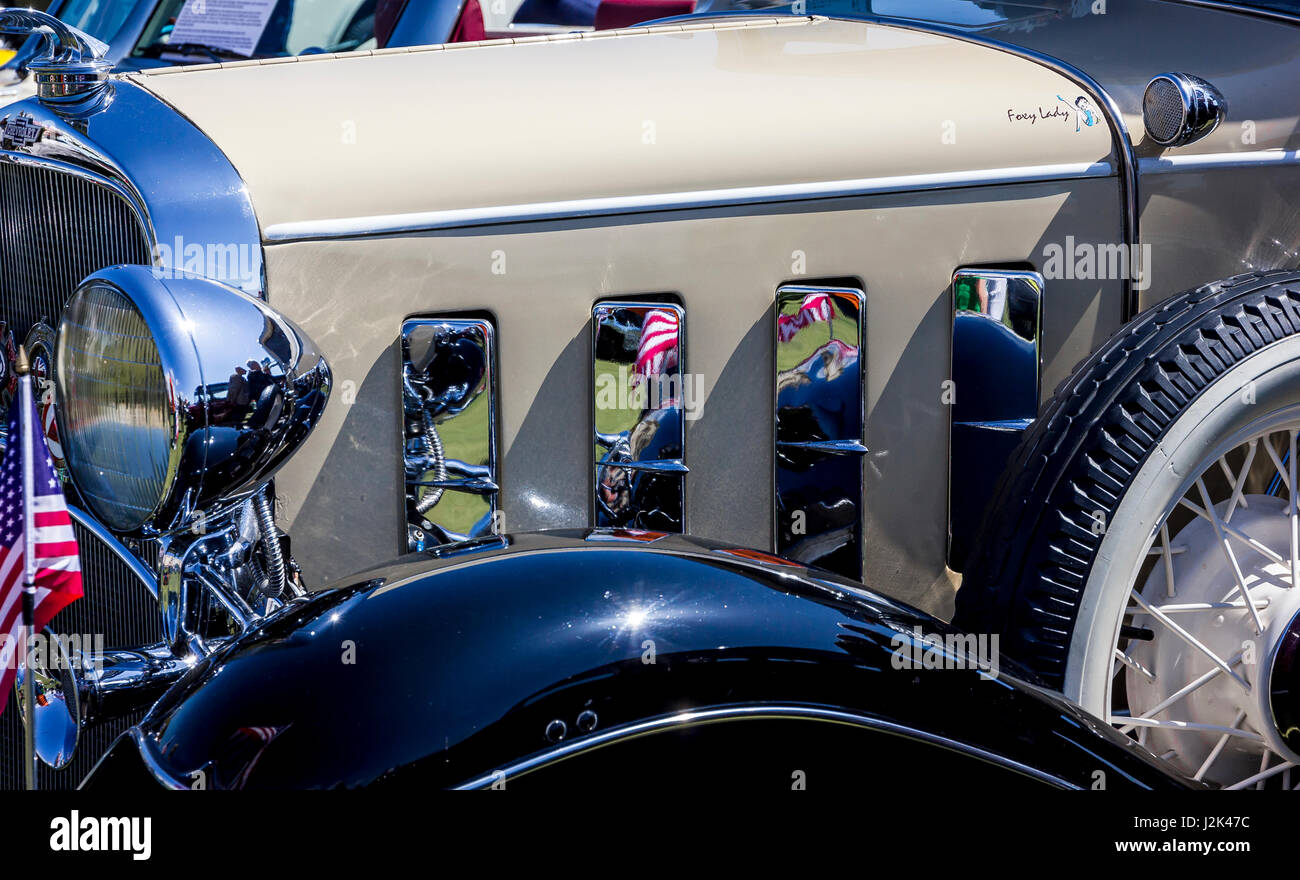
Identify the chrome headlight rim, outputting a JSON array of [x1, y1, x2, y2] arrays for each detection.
[[55, 265, 330, 536], [55, 269, 197, 534]]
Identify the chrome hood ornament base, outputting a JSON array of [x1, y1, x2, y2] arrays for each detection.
[[0, 8, 111, 111]]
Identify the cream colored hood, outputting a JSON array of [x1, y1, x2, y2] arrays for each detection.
[[127, 16, 1115, 238]]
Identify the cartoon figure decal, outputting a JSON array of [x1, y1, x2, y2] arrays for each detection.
[[1057, 94, 1097, 132]]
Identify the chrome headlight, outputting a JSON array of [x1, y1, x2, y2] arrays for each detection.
[[56, 266, 330, 534]]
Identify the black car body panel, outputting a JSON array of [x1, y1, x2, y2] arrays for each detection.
[[85, 531, 1194, 790]]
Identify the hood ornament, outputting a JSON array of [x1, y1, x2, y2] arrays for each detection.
[[0, 8, 111, 111]]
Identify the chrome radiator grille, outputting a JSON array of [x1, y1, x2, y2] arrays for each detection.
[[0, 519, 161, 789], [0, 160, 152, 342]]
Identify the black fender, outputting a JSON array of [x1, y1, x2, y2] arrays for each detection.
[[84, 531, 1189, 790]]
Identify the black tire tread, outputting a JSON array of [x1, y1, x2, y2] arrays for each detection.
[[955, 269, 1300, 688]]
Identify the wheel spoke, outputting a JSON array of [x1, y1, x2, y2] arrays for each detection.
[[1113, 646, 1155, 684], [1118, 650, 1244, 734], [1194, 710, 1246, 782], [1194, 478, 1265, 635], [1151, 599, 1270, 614], [1264, 438, 1292, 494], [1178, 497, 1286, 567], [1160, 522, 1177, 599], [1221, 441, 1257, 522], [1225, 757, 1296, 790], [1114, 717, 1264, 742], [1129, 587, 1252, 693]]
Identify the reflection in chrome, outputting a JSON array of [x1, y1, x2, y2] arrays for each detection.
[[401, 318, 499, 552], [593, 302, 687, 532], [948, 269, 1042, 570], [774, 285, 866, 580], [14, 634, 79, 770]]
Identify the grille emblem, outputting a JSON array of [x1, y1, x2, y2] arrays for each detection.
[[0, 113, 42, 150]]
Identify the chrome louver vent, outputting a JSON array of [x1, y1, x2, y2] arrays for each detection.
[[0, 516, 160, 790], [0, 160, 152, 342]]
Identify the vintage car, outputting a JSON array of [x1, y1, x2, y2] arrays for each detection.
[[0, 0, 1298, 790]]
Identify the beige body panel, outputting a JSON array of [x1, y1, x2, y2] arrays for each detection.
[[130, 17, 1113, 231], [106, 16, 1129, 613], [268, 177, 1123, 614]]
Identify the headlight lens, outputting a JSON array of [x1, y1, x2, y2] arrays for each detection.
[[57, 281, 177, 532]]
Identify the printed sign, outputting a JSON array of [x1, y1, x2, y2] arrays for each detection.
[[167, 0, 279, 58]]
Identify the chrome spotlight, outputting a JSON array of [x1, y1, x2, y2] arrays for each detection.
[[55, 266, 331, 535], [1143, 72, 1226, 148]]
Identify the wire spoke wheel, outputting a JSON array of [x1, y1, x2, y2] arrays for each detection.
[[1106, 416, 1300, 788], [955, 271, 1300, 791]]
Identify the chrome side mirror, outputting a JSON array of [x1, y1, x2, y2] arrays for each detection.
[[1143, 72, 1225, 148]]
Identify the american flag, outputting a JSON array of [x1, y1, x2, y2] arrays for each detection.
[[778, 292, 836, 343], [634, 309, 680, 381], [0, 382, 82, 717], [225, 725, 289, 789]]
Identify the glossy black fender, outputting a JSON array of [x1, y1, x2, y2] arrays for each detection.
[[84, 531, 1193, 790]]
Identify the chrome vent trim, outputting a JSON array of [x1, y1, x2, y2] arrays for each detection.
[[593, 300, 687, 532], [773, 284, 866, 579], [947, 269, 1043, 571], [402, 317, 500, 551]]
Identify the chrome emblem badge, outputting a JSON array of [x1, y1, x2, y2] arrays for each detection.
[[0, 112, 42, 149]]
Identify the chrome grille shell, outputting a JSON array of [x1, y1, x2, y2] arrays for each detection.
[[0, 84, 263, 787], [0, 158, 152, 342]]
